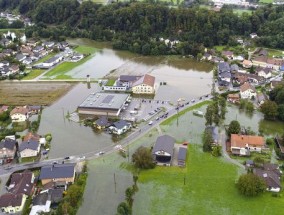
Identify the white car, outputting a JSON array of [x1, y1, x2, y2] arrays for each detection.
[[78, 156, 86, 161], [148, 121, 153, 125]]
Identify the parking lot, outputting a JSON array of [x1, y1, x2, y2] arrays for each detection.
[[120, 98, 173, 122]]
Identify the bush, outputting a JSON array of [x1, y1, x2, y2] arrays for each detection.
[[132, 147, 155, 169], [237, 173, 266, 197]]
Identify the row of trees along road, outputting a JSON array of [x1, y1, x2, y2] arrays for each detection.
[[1, 1, 284, 54]]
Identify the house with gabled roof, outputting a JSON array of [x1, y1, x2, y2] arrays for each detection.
[[8, 170, 35, 196], [0, 193, 27, 214], [10, 106, 29, 122], [39, 163, 76, 185], [152, 135, 175, 166], [0, 138, 17, 164], [256, 67, 272, 79], [94, 116, 110, 130], [240, 82, 256, 99], [108, 120, 131, 135], [132, 74, 155, 94], [19, 140, 40, 158]]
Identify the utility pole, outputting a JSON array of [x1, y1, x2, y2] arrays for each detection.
[[127, 144, 130, 163], [114, 173, 117, 193], [184, 174, 186, 185]]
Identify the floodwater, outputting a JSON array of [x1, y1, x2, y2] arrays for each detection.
[[67, 38, 214, 101], [37, 83, 113, 159]]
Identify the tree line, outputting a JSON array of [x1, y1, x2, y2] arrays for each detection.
[[1, 0, 284, 54]]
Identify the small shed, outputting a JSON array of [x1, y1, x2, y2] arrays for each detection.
[[177, 147, 187, 167]]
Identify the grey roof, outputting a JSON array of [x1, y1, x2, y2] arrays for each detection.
[[16, 53, 25, 61], [178, 147, 187, 161], [95, 116, 109, 127], [79, 92, 129, 110], [39, 163, 75, 180], [230, 64, 239, 72], [33, 192, 48, 206], [44, 55, 61, 63], [219, 71, 231, 79], [33, 46, 44, 52], [153, 135, 175, 156], [254, 168, 281, 188], [218, 62, 230, 73], [113, 120, 129, 129], [0, 138, 16, 150], [246, 160, 254, 165], [19, 140, 39, 152], [119, 75, 141, 82], [49, 188, 64, 203]]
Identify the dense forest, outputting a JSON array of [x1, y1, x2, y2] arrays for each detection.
[[1, 0, 284, 55]]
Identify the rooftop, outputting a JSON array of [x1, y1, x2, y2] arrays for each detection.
[[79, 92, 129, 110], [153, 135, 175, 155], [133, 74, 155, 87], [9, 170, 34, 195], [0, 193, 24, 207], [39, 163, 75, 180], [231, 134, 265, 148], [0, 138, 16, 150], [178, 147, 187, 161], [19, 140, 39, 152]]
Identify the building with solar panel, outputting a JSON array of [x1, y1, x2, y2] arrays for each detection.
[[78, 92, 131, 117]]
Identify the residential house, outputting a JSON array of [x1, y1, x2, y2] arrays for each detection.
[[222, 51, 234, 60], [152, 135, 175, 166], [218, 62, 230, 73], [22, 57, 33, 65], [252, 56, 268, 68], [211, 56, 224, 63], [39, 163, 76, 185], [257, 93, 266, 105], [118, 75, 141, 88], [0, 38, 12, 47], [0, 193, 27, 214], [26, 40, 38, 47], [94, 116, 110, 130], [250, 33, 258, 39], [3, 49, 14, 57], [230, 134, 265, 156], [0, 61, 9, 67], [227, 94, 240, 104], [256, 67, 272, 79], [33, 46, 44, 53], [233, 55, 244, 61], [242, 60, 252, 68], [202, 52, 212, 61], [15, 53, 26, 62], [254, 163, 282, 192], [8, 170, 35, 196], [132, 74, 155, 94], [0, 105, 9, 114], [26, 105, 41, 115], [280, 64, 284, 71], [219, 71, 231, 83], [23, 132, 40, 142], [19, 140, 40, 158], [177, 147, 187, 167], [205, 126, 219, 145], [42, 41, 55, 49], [42, 55, 63, 68], [20, 45, 33, 56], [256, 49, 268, 57], [10, 106, 29, 122], [230, 64, 239, 73], [0, 138, 17, 164], [266, 58, 284, 70], [108, 120, 131, 135], [240, 82, 256, 99], [9, 64, 19, 74]]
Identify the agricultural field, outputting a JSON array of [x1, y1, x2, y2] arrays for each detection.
[[0, 82, 74, 105]]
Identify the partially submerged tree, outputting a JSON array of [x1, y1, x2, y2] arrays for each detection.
[[132, 146, 155, 169], [202, 130, 213, 152], [227, 120, 241, 136]]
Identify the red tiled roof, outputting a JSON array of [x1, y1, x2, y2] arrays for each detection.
[[231, 134, 265, 148]]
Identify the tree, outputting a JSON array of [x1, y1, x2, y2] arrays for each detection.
[[260, 100, 278, 120], [202, 130, 213, 152], [212, 145, 222, 157], [277, 104, 284, 121], [205, 104, 214, 126], [237, 173, 266, 197], [227, 120, 241, 136], [132, 147, 155, 169], [117, 202, 132, 215], [125, 187, 134, 206], [219, 97, 227, 119], [246, 101, 254, 113]]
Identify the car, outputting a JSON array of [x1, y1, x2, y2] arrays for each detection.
[[191, 99, 195, 103], [175, 107, 179, 110], [186, 102, 189, 105], [99, 151, 105, 155], [148, 121, 153, 125], [199, 97, 203, 100], [53, 161, 58, 164], [78, 156, 86, 160], [64, 156, 70, 160], [156, 117, 159, 121], [154, 109, 158, 113], [149, 112, 154, 115], [157, 107, 161, 111], [205, 94, 209, 98]]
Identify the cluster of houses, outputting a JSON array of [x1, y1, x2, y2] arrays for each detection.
[[0, 163, 76, 214], [94, 116, 132, 135], [102, 74, 156, 95], [0, 133, 46, 165], [0, 11, 33, 26]]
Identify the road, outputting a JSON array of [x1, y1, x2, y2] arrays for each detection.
[[0, 95, 212, 177]]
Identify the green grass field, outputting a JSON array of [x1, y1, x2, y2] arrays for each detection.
[[233, 9, 253, 15], [33, 52, 57, 65], [134, 145, 284, 215], [74, 46, 97, 55], [259, 0, 273, 3], [266, 48, 284, 58], [22, 69, 45, 80]]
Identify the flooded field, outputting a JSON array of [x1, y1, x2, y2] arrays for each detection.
[[0, 82, 74, 106]]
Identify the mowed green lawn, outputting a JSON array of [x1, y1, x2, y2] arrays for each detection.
[[43, 46, 97, 79], [134, 145, 284, 215], [259, 0, 273, 3], [22, 69, 45, 80]]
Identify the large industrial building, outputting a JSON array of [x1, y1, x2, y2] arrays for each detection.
[[78, 92, 130, 117]]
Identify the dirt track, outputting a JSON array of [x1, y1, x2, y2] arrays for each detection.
[[0, 81, 74, 106]]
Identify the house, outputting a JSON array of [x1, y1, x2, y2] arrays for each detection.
[[10, 106, 29, 122], [240, 82, 256, 99], [30, 192, 51, 215], [22, 57, 33, 65], [26, 105, 41, 115], [108, 120, 131, 135], [0, 38, 12, 46], [39, 163, 76, 185], [266, 58, 284, 70], [205, 126, 219, 145], [94, 116, 110, 130], [0, 193, 27, 214], [280, 64, 284, 71], [23, 132, 41, 142], [33, 46, 44, 53], [233, 55, 244, 61], [218, 62, 230, 73], [8, 170, 35, 196], [242, 60, 252, 68], [132, 74, 155, 94], [256, 49, 268, 57], [26, 39, 38, 47], [256, 67, 272, 79], [219, 71, 231, 83], [42, 55, 63, 68], [20, 45, 33, 56], [202, 52, 212, 61], [9, 64, 19, 74], [15, 53, 26, 62], [230, 64, 239, 73], [118, 75, 141, 88], [252, 56, 268, 68], [42, 41, 55, 48], [0, 105, 9, 114], [177, 147, 187, 167], [222, 51, 234, 60], [227, 94, 240, 104], [0, 138, 17, 164], [257, 93, 266, 105], [3, 49, 14, 57], [250, 33, 258, 39], [152, 135, 175, 166], [230, 134, 265, 156], [19, 140, 40, 158], [254, 163, 282, 192], [0, 60, 9, 67]]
